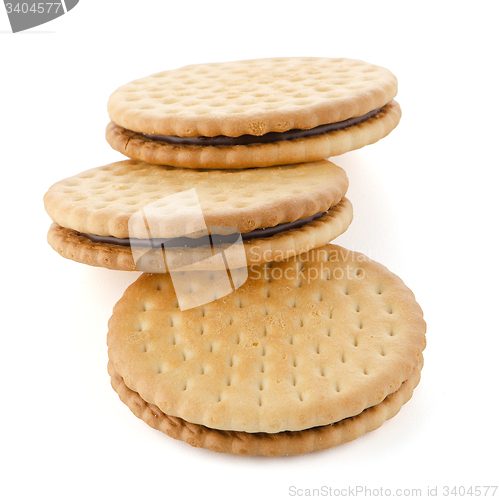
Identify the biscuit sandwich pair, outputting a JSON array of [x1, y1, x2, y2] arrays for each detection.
[[44, 57, 425, 456]]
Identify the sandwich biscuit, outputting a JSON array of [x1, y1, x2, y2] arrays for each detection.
[[107, 245, 426, 455], [44, 160, 353, 271], [106, 57, 401, 169]]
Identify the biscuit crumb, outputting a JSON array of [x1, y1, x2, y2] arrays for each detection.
[[248, 121, 266, 135]]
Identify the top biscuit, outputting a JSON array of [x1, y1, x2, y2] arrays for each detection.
[[106, 57, 401, 168]]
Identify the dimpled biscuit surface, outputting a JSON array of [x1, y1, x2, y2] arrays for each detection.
[[43, 159, 349, 238], [108, 57, 398, 138], [107, 245, 426, 434]]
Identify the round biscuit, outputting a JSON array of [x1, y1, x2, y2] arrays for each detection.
[[43, 159, 349, 239], [108, 57, 397, 138], [107, 245, 426, 434], [46, 200, 353, 271]]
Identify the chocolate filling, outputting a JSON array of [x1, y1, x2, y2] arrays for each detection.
[[80, 211, 327, 248], [139, 107, 383, 146]]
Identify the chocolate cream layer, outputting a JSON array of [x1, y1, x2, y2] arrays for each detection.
[[80, 211, 327, 248], [134, 106, 383, 146]]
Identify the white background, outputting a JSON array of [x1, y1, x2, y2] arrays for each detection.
[[1, 1, 498, 499]]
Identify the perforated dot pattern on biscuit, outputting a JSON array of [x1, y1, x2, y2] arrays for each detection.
[[44, 159, 348, 238], [108, 244, 426, 433], [108, 57, 397, 137]]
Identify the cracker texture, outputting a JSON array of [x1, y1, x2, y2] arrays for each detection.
[[106, 101, 400, 169], [108, 358, 422, 456], [44, 160, 348, 238], [46, 200, 353, 271], [107, 57, 397, 138], [107, 245, 426, 433]]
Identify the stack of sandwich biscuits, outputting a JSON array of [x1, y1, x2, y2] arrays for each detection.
[[44, 57, 425, 456]]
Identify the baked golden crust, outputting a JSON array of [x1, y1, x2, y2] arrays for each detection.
[[107, 57, 397, 138], [43, 160, 349, 239], [108, 357, 423, 456], [106, 101, 401, 169], [46, 200, 353, 271], [107, 245, 426, 433]]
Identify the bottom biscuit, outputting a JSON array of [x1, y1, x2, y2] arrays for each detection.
[[108, 357, 423, 456]]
